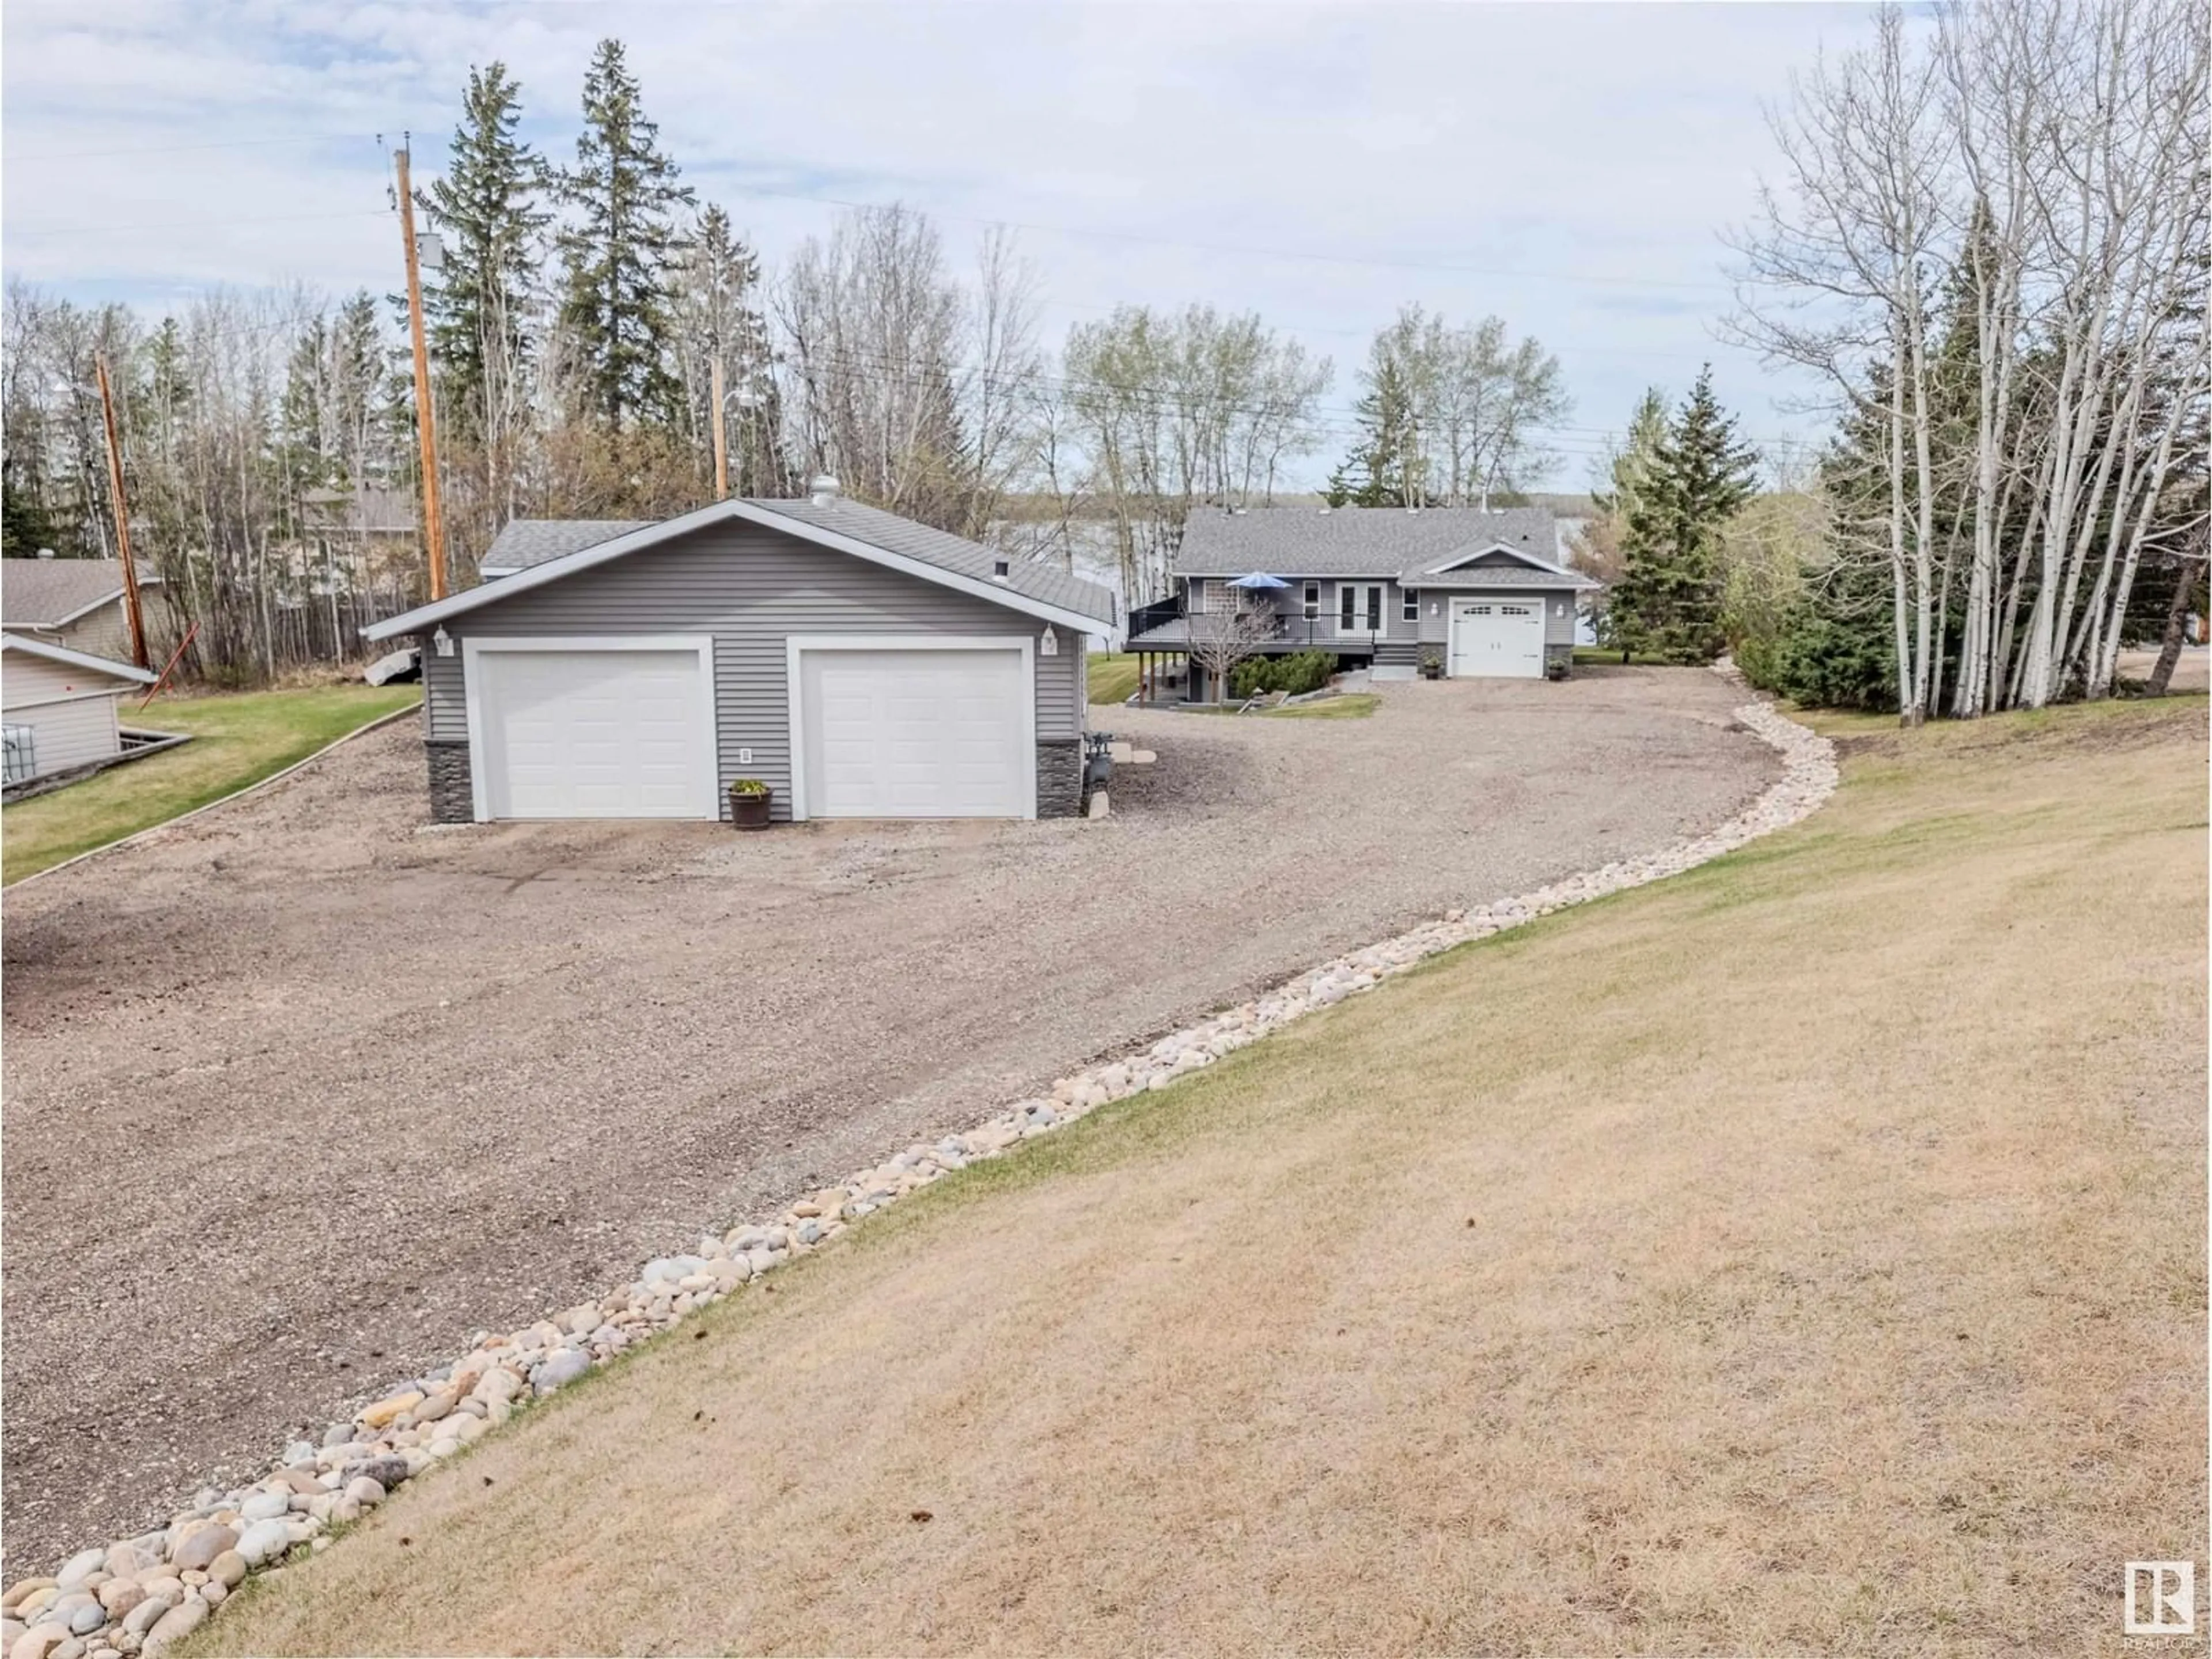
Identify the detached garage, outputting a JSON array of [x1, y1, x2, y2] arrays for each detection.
[[366, 487, 1116, 824]]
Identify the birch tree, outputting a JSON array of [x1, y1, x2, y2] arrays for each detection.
[[1734, 0, 2207, 721]]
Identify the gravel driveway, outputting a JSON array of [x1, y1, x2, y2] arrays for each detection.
[[1, 666, 1773, 1574]]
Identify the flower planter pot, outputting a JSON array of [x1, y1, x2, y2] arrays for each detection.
[[729, 787, 772, 830]]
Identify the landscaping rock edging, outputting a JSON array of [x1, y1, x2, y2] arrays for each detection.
[[0, 693, 1836, 1659]]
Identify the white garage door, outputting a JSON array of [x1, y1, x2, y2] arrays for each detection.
[[1449, 599, 1546, 679], [473, 644, 714, 819], [798, 646, 1030, 819]]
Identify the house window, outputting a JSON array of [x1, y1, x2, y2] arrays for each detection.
[[1187, 577, 1206, 613], [1338, 583, 1382, 632], [1403, 588, 1419, 623], [1302, 581, 1320, 619]]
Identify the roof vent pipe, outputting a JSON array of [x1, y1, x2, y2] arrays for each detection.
[[809, 474, 841, 507]]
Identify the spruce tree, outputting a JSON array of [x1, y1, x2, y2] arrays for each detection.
[[1608, 366, 1756, 662], [672, 203, 775, 488], [1592, 387, 1668, 524], [423, 62, 550, 444], [558, 39, 695, 430], [1335, 355, 1423, 507]]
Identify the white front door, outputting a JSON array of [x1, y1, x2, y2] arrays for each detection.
[[797, 645, 1032, 819], [471, 642, 717, 819], [1448, 599, 1546, 679]]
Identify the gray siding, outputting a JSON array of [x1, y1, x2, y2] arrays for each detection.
[[1188, 576, 1419, 647], [52, 592, 183, 666], [421, 521, 1082, 820], [1416, 588, 1578, 648]]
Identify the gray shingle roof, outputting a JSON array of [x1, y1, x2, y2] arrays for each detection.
[[1175, 506, 1565, 581], [749, 497, 1116, 624], [1408, 565, 1597, 590], [480, 520, 651, 573], [466, 499, 1117, 625], [1, 558, 158, 627]]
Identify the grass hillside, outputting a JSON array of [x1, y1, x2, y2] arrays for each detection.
[[1086, 651, 1139, 704], [198, 698, 2206, 1658]]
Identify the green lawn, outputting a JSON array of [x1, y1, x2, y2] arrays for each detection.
[[1180, 692, 1382, 719], [3, 684, 421, 884], [1088, 652, 1139, 704], [1267, 692, 1380, 719]]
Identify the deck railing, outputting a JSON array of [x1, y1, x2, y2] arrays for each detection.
[[1124, 593, 1184, 639]]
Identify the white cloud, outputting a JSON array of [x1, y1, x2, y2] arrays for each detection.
[[2, 0, 1880, 483]]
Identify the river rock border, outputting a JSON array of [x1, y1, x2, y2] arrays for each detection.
[[0, 691, 1835, 1659]]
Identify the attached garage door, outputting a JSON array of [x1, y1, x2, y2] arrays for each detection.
[[472, 643, 715, 819], [797, 645, 1031, 819], [1449, 599, 1546, 679]]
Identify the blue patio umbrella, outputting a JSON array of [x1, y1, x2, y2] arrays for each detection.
[[1228, 571, 1290, 589]]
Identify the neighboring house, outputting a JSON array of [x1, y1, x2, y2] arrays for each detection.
[[1, 556, 171, 666], [2, 632, 158, 786], [1124, 506, 1599, 698], [364, 484, 1119, 825], [301, 486, 422, 549]]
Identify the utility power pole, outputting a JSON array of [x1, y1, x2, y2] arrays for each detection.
[[710, 353, 730, 499], [395, 138, 449, 601], [93, 354, 150, 668]]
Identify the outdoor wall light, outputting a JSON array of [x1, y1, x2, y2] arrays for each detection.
[[432, 626, 454, 657], [1040, 623, 1059, 656]]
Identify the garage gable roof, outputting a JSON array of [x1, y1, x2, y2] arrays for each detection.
[[2, 630, 158, 683], [366, 498, 1118, 641], [1403, 543, 1598, 589], [479, 519, 650, 576], [1410, 565, 1599, 591]]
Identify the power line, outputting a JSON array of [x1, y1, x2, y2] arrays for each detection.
[[7, 131, 380, 164], [718, 179, 1741, 296], [9, 207, 391, 240]]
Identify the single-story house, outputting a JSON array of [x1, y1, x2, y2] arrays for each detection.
[[363, 485, 1119, 824], [2, 632, 158, 786], [1125, 506, 1599, 698], [2, 555, 171, 666]]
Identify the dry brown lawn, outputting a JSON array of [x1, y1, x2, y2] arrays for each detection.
[[198, 698, 2207, 1658]]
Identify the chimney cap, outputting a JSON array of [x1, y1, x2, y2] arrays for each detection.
[[809, 474, 842, 506]]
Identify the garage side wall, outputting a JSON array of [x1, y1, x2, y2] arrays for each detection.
[[419, 524, 1088, 821]]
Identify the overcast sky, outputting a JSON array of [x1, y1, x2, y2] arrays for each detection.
[[3, 1, 1880, 491]]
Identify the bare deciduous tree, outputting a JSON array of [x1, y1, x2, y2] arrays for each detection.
[[1183, 582, 1282, 703], [1732, 0, 2208, 721]]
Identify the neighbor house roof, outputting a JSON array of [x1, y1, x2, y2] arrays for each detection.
[[1, 630, 158, 683], [480, 520, 652, 576], [2, 558, 162, 630], [301, 486, 420, 537], [365, 497, 1119, 642], [1175, 507, 1574, 582]]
